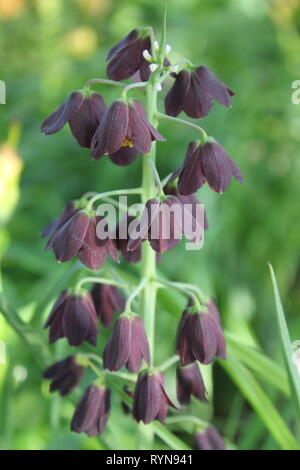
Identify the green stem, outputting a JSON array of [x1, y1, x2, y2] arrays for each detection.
[[121, 81, 149, 100], [125, 277, 147, 313], [159, 355, 179, 372], [86, 188, 142, 211], [156, 112, 208, 140], [141, 83, 158, 363], [84, 78, 125, 88], [167, 415, 207, 430], [75, 276, 127, 291]]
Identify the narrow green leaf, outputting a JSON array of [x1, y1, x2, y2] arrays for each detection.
[[150, 422, 191, 450], [269, 264, 300, 430], [0, 293, 52, 368], [221, 346, 299, 450], [226, 332, 289, 396]]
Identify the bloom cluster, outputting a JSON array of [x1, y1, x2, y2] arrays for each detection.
[[40, 23, 242, 449]]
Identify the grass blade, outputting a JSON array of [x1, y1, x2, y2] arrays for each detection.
[[269, 264, 300, 431], [221, 346, 299, 450], [226, 332, 289, 396]]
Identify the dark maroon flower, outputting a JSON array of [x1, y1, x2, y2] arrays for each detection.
[[103, 315, 150, 373], [116, 215, 142, 263], [176, 300, 226, 366], [177, 139, 243, 195], [71, 384, 110, 436], [91, 99, 165, 160], [41, 91, 106, 148], [109, 146, 138, 166], [90, 283, 125, 328], [41, 201, 80, 239], [45, 210, 118, 270], [195, 426, 225, 450], [43, 356, 84, 396], [176, 362, 207, 405], [44, 290, 98, 347], [164, 182, 209, 231], [127, 195, 204, 253], [133, 371, 176, 424], [106, 29, 152, 81], [165, 66, 234, 119]]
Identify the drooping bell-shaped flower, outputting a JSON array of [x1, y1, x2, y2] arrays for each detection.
[[127, 194, 204, 253], [41, 200, 80, 239], [176, 300, 226, 366], [164, 181, 209, 232], [71, 384, 111, 436], [103, 314, 150, 373], [44, 210, 118, 270], [91, 99, 165, 160], [41, 91, 106, 148], [165, 66, 234, 119], [177, 139, 243, 195], [44, 289, 99, 347], [90, 283, 125, 328], [43, 355, 84, 396], [116, 215, 142, 264], [106, 29, 152, 81], [132, 371, 176, 424], [195, 426, 226, 450], [176, 362, 207, 405]]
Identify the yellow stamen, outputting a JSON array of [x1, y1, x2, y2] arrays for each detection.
[[122, 136, 134, 148]]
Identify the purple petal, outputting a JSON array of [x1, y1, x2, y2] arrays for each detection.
[[41, 92, 84, 135]]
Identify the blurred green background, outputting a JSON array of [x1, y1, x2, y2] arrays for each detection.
[[1, 0, 300, 450]]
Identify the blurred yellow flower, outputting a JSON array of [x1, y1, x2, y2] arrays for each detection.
[[78, 0, 110, 15], [0, 0, 24, 18], [63, 26, 98, 59], [0, 143, 22, 224]]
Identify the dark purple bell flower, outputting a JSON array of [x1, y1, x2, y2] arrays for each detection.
[[116, 215, 142, 263], [71, 384, 111, 436], [176, 300, 226, 366], [103, 314, 150, 373], [41, 91, 106, 148], [195, 426, 225, 450], [176, 362, 207, 405], [109, 146, 138, 166], [45, 210, 118, 270], [44, 290, 99, 347], [43, 355, 84, 396], [133, 371, 176, 424], [90, 283, 125, 328], [164, 182, 209, 231], [165, 66, 234, 119], [41, 201, 79, 239], [127, 195, 204, 253], [177, 139, 243, 195], [91, 99, 165, 160], [106, 29, 152, 81]]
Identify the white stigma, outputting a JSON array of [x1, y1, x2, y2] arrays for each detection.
[[142, 49, 152, 62], [154, 83, 162, 92], [153, 40, 159, 51], [149, 63, 158, 72], [164, 44, 172, 55]]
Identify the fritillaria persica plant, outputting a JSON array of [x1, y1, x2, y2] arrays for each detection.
[[40, 14, 242, 450]]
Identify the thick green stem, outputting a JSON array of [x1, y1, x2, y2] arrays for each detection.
[[140, 83, 158, 362]]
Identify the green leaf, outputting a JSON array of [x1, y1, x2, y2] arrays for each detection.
[[269, 264, 300, 434], [221, 346, 299, 450], [150, 422, 191, 450], [0, 293, 52, 368], [226, 332, 289, 396]]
